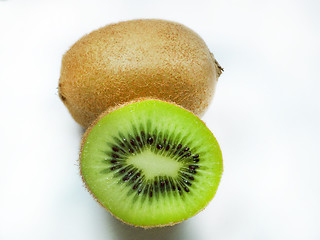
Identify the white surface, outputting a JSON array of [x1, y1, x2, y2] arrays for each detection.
[[0, 0, 319, 239]]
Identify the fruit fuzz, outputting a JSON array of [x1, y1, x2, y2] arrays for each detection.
[[59, 19, 223, 128]]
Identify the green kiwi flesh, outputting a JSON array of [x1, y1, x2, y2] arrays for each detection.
[[80, 100, 223, 227]]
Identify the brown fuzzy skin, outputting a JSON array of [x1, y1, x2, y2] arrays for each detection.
[[79, 98, 222, 228], [59, 19, 223, 128]]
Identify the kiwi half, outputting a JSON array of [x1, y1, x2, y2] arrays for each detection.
[[59, 19, 223, 128], [80, 99, 223, 227]]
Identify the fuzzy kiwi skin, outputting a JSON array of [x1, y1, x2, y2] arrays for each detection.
[[79, 98, 223, 228], [59, 19, 223, 128]]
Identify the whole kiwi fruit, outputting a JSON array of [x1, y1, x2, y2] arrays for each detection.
[[59, 19, 223, 128]]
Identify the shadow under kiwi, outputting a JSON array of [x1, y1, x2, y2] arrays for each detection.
[[77, 125, 86, 137], [105, 212, 194, 240]]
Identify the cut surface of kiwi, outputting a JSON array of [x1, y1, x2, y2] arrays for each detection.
[[80, 100, 223, 227]]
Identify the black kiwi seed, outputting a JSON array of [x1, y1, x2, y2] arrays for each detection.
[[110, 165, 122, 171], [177, 185, 182, 194], [128, 170, 134, 177], [133, 179, 142, 190], [169, 177, 176, 191], [143, 184, 149, 195], [157, 144, 163, 150], [134, 172, 141, 179], [160, 179, 165, 187], [140, 131, 145, 138], [106, 129, 202, 199], [165, 178, 169, 187], [183, 179, 192, 186], [112, 146, 119, 152], [185, 152, 191, 157], [149, 186, 153, 197], [179, 180, 190, 193], [123, 175, 130, 181], [160, 179, 165, 190], [147, 137, 154, 144], [131, 175, 138, 183], [136, 136, 142, 146], [190, 165, 199, 169], [188, 168, 196, 174]]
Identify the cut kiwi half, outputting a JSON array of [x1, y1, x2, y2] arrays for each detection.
[[80, 99, 223, 227]]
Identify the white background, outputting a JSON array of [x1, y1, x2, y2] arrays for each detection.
[[0, 0, 319, 239]]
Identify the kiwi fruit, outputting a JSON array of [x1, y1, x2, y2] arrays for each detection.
[[59, 19, 223, 128], [80, 99, 223, 227]]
